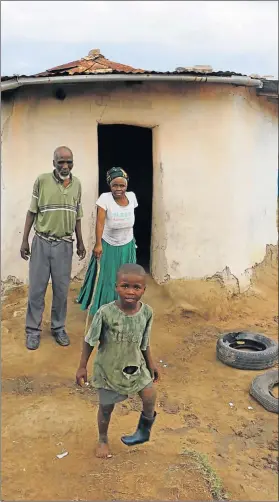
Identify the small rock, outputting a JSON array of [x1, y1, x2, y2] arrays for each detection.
[[248, 406, 253, 410], [56, 451, 69, 459], [13, 310, 24, 318], [229, 402, 234, 407]]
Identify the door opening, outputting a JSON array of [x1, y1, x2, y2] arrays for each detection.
[[97, 124, 153, 269]]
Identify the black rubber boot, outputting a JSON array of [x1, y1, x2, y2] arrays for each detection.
[[121, 411, 157, 446]]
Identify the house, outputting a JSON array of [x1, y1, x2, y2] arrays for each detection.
[[1, 49, 278, 292]]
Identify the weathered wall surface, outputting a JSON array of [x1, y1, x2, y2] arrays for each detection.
[[1, 82, 278, 287]]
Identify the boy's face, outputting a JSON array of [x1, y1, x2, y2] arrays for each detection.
[[116, 273, 146, 307]]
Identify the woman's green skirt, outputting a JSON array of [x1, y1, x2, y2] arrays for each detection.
[[77, 238, 136, 316]]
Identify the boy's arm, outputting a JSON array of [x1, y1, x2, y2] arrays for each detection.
[[76, 308, 103, 386], [76, 341, 94, 386], [142, 346, 159, 382], [141, 310, 159, 382]]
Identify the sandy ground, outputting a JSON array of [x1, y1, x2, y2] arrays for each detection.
[[1, 251, 278, 501]]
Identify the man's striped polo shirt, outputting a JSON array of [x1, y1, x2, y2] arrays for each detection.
[[29, 171, 83, 239]]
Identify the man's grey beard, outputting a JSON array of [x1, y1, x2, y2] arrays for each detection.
[[58, 172, 70, 180]]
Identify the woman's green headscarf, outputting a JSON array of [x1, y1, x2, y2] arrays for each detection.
[[106, 167, 129, 186]]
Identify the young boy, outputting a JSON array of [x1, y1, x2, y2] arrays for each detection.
[[76, 263, 159, 458]]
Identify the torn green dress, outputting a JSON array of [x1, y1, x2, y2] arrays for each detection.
[[85, 301, 153, 403]]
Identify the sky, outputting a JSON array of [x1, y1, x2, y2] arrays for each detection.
[[1, 1, 278, 78]]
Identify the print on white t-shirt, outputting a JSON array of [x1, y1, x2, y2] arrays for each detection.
[[96, 192, 138, 246]]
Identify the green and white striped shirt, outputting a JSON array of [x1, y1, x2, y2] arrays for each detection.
[[29, 172, 83, 239]]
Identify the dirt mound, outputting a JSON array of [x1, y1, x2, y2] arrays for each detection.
[[1, 257, 278, 501], [156, 244, 278, 323]]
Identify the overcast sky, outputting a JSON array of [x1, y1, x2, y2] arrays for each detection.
[[1, 1, 278, 77]]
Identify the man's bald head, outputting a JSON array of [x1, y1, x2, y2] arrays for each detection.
[[53, 146, 73, 162]]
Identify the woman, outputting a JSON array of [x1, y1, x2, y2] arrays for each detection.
[[77, 167, 138, 315]]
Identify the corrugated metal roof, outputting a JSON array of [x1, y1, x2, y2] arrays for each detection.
[[1, 48, 248, 80], [1, 69, 251, 81], [36, 52, 248, 78], [257, 79, 279, 96], [1, 49, 278, 89]]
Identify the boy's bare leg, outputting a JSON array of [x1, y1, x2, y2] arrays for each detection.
[[96, 404, 114, 458], [139, 385, 156, 418]]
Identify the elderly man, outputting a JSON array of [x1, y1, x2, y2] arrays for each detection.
[[20, 146, 86, 350]]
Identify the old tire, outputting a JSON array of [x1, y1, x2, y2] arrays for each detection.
[[216, 331, 278, 370], [250, 370, 279, 413]]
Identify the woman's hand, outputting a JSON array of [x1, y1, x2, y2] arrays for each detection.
[[93, 243, 103, 260]]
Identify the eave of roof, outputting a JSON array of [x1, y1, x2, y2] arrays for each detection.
[[1, 69, 258, 81], [1, 49, 277, 97]]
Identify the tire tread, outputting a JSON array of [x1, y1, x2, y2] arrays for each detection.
[[216, 331, 278, 370], [250, 370, 279, 413]]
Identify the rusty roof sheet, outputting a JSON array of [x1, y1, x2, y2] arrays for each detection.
[[36, 49, 146, 76]]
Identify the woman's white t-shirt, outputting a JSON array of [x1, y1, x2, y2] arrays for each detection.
[[96, 192, 138, 246]]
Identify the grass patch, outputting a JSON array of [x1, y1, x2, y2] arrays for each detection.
[[182, 449, 228, 501]]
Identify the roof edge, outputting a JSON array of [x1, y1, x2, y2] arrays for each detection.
[[1, 73, 264, 93]]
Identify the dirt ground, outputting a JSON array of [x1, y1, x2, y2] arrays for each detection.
[[1, 249, 278, 501]]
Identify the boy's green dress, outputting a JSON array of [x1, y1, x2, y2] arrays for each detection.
[[85, 302, 153, 395]]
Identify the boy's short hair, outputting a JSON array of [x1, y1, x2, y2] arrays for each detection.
[[117, 263, 146, 280]]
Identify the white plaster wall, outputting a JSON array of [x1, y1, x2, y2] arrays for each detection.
[[1, 82, 278, 286]]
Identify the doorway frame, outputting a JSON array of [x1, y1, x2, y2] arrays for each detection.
[[97, 119, 167, 283]]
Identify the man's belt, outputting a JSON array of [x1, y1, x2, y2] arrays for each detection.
[[35, 231, 73, 243]]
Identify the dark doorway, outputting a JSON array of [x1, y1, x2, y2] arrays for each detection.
[[97, 124, 153, 269]]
